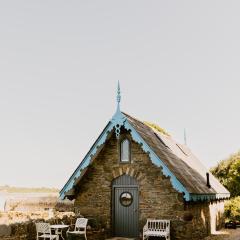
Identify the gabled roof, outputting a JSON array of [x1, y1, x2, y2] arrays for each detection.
[[59, 110, 230, 201], [124, 113, 229, 199]]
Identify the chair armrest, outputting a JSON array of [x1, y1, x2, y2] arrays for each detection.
[[143, 224, 148, 232], [67, 224, 75, 232]]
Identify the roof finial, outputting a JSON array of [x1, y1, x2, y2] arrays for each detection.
[[111, 81, 126, 138], [116, 80, 121, 112]]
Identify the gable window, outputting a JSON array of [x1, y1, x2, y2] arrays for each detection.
[[120, 139, 130, 162]]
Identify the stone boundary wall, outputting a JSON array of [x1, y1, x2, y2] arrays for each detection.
[[0, 215, 106, 240]]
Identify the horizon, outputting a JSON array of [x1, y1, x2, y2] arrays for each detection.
[[0, 185, 59, 189], [1, 1, 240, 188]]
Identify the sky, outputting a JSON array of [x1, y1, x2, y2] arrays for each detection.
[[0, 1, 240, 188]]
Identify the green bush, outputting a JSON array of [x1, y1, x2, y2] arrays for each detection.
[[211, 151, 240, 197], [211, 151, 240, 221], [224, 196, 240, 221]]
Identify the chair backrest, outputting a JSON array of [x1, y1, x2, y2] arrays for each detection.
[[36, 222, 51, 234], [147, 219, 170, 232], [74, 218, 88, 231]]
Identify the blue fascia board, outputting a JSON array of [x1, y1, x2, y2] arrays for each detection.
[[122, 120, 229, 202], [60, 111, 226, 202], [59, 121, 115, 199], [190, 194, 216, 202], [189, 193, 230, 202], [60, 111, 127, 199], [59, 110, 127, 199], [123, 120, 191, 201]]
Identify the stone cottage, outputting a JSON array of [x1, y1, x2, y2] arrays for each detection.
[[60, 84, 230, 239]]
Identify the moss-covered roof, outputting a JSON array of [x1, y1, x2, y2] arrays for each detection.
[[143, 121, 170, 136]]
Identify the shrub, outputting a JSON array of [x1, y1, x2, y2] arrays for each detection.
[[224, 196, 240, 221], [211, 151, 240, 197]]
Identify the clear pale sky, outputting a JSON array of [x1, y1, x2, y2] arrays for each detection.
[[0, 1, 240, 188]]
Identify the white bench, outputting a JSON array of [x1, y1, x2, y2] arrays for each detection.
[[143, 219, 170, 240]]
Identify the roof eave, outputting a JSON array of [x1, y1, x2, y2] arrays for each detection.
[[60, 112, 193, 201], [60, 111, 229, 202], [189, 193, 230, 202], [59, 120, 114, 199]]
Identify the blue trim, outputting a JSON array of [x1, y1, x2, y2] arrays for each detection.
[[189, 193, 230, 202], [60, 111, 229, 202], [122, 120, 230, 202], [123, 120, 191, 201], [190, 193, 230, 202], [111, 88, 127, 138], [190, 194, 217, 202], [59, 110, 127, 200], [59, 121, 114, 199]]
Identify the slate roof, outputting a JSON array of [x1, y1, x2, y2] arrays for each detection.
[[124, 112, 229, 195]]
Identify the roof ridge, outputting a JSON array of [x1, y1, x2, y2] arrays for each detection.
[[122, 111, 145, 124]]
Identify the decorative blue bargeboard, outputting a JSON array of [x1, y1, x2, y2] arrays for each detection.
[[59, 83, 229, 201]]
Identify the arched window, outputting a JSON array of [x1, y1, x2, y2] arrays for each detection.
[[120, 139, 130, 162]]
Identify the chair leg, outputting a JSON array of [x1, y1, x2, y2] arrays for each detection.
[[85, 233, 87, 240]]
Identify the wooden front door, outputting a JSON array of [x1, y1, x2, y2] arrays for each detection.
[[112, 175, 139, 238]]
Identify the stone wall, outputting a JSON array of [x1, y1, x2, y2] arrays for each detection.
[[0, 215, 106, 240], [176, 200, 225, 239], [74, 131, 226, 239], [0, 216, 72, 240]]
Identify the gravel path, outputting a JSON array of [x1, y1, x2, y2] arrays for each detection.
[[204, 229, 240, 240], [106, 230, 240, 240]]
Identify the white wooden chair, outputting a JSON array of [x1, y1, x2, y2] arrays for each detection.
[[36, 222, 59, 240], [67, 218, 88, 240], [143, 219, 170, 240]]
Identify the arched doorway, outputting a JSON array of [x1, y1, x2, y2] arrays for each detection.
[[112, 174, 139, 237]]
